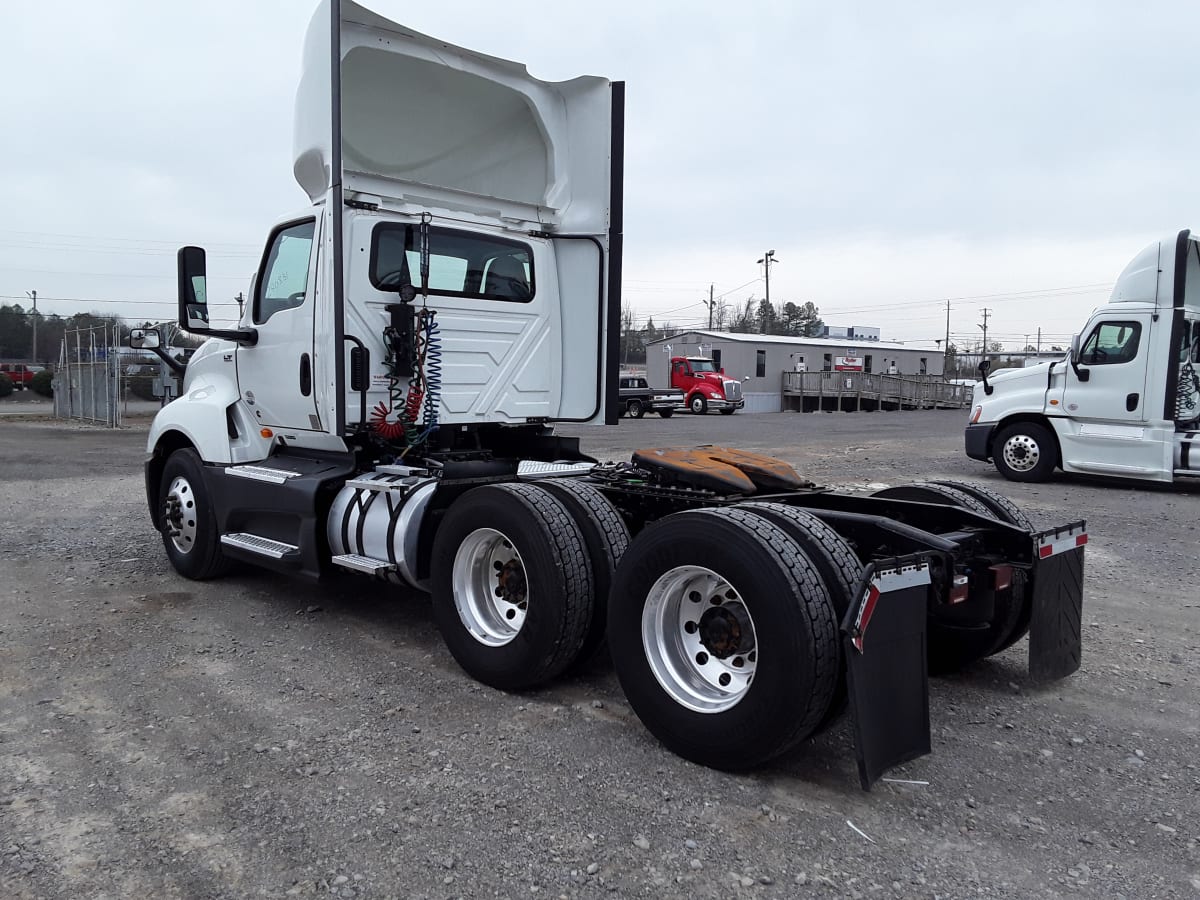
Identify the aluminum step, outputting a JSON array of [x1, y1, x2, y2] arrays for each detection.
[[331, 553, 396, 575], [516, 460, 595, 479], [224, 465, 301, 485], [220, 533, 299, 559]]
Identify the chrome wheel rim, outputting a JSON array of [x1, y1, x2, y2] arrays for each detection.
[[1001, 434, 1040, 472], [642, 565, 758, 714], [690, 396, 705, 414], [163, 475, 198, 554], [452, 528, 528, 647]]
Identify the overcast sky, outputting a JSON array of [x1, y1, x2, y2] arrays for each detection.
[[2, 0, 1199, 350]]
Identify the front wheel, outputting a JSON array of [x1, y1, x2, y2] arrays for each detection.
[[158, 448, 230, 580], [993, 421, 1057, 482], [689, 394, 708, 415], [626, 398, 646, 418], [430, 483, 594, 690], [608, 507, 838, 770]]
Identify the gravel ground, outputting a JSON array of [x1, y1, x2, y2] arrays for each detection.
[[0, 408, 1197, 899]]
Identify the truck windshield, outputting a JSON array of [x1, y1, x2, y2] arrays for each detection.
[[370, 223, 534, 303], [688, 359, 717, 373]]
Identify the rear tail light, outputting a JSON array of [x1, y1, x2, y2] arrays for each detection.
[[949, 574, 970, 604]]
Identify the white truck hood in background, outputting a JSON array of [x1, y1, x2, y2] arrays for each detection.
[[293, 0, 615, 232]]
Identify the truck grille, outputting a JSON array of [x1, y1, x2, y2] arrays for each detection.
[[723, 380, 742, 401]]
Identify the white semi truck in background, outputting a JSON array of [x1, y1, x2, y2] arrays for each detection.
[[132, 0, 1087, 788], [967, 230, 1200, 483]]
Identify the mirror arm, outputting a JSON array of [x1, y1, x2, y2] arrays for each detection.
[[148, 345, 188, 378], [1069, 357, 1089, 382], [192, 327, 258, 346], [977, 359, 994, 396]]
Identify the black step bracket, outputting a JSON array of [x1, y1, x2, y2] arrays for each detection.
[[1027, 521, 1087, 683], [841, 554, 933, 790]]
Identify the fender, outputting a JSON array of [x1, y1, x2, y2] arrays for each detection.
[[146, 344, 271, 465]]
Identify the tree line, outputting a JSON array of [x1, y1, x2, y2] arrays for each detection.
[[0, 304, 207, 364], [620, 298, 824, 364]]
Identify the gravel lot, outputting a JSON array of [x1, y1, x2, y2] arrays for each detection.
[[1, 407, 1197, 899]]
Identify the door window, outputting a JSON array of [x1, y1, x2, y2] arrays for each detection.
[[255, 220, 316, 324], [1080, 321, 1142, 365], [370, 224, 534, 302]]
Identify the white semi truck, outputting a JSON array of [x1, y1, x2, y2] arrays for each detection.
[[967, 230, 1200, 483], [134, 0, 1087, 788]]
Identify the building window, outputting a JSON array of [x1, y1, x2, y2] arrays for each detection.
[[822, 353, 832, 372], [712, 348, 722, 371], [755, 350, 766, 378], [920, 357, 928, 375], [864, 354, 873, 373]]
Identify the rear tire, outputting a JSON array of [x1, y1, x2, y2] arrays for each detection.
[[627, 398, 646, 418], [689, 394, 708, 415], [871, 482, 1018, 674], [736, 502, 861, 732], [929, 480, 1036, 655], [993, 421, 1058, 482], [430, 483, 594, 691], [158, 448, 231, 580], [658, 408, 674, 419], [608, 507, 839, 770], [539, 478, 630, 668]]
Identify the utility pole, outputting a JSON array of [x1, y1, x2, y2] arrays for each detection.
[[1037, 327, 1042, 354], [25, 290, 37, 363], [978, 307, 991, 357], [944, 299, 950, 358], [236, 291, 245, 319], [756, 250, 778, 306]]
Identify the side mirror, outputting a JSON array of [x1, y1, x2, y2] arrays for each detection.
[[718, 367, 725, 375], [129, 328, 160, 350], [977, 359, 993, 396], [1068, 333, 1090, 381], [177, 246, 210, 331]]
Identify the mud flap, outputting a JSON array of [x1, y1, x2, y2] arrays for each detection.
[[1027, 522, 1087, 683], [841, 556, 933, 790]]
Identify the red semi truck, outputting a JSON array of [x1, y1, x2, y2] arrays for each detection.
[[667, 356, 745, 415]]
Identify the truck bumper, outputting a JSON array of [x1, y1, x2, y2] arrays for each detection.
[[964, 423, 994, 461], [709, 398, 745, 411]]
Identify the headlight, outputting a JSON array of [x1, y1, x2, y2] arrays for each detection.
[[969, 406, 982, 424]]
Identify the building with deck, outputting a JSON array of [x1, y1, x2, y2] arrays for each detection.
[[645, 330, 954, 413]]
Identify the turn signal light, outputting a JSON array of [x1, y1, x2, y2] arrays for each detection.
[[260, 428, 274, 438], [969, 406, 982, 424]]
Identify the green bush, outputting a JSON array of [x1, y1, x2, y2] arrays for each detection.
[[0, 373, 12, 399], [126, 374, 159, 401], [30, 370, 53, 397]]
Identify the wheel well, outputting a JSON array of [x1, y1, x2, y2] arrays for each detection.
[[992, 414, 1060, 462], [146, 431, 196, 529]]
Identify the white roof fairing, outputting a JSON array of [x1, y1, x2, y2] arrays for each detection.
[[293, 0, 614, 232]]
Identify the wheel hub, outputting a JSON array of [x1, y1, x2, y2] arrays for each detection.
[[452, 527, 529, 646], [697, 604, 754, 659], [163, 475, 198, 554], [1002, 435, 1040, 472], [641, 566, 758, 714]]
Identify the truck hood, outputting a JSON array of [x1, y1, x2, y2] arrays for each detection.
[[294, 0, 616, 232]]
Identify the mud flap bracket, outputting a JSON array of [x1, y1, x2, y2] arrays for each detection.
[[1027, 521, 1087, 683], [841, 555, 933, 790]]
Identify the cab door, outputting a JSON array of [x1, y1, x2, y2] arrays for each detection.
[[236, 217, 322, 433], [1058, 313, 1161, 473]]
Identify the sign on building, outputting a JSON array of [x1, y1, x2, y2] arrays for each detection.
[[835, 356, 864, 371]]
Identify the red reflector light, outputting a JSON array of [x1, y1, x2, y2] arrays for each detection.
[[1076, 534, 1088, 547], [949, 576, 969, 604], [1039, 544, 1053, 558]]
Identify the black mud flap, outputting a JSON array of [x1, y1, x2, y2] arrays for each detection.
[[1027, 522, 1087, 683], [841, 555, 933, 790]]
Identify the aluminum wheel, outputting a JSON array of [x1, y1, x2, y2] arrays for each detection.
[[1001, 433, 1041, 473], [641, 565, 758, 714], [451, 527, 528, 647], [163, 475, 198, 555]]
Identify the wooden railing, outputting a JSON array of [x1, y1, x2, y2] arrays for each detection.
[[780, 371, 972, 410]]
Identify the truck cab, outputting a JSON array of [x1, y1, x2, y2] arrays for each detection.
[[669, 355, 745, 415], [966, 229, 1200, 482]]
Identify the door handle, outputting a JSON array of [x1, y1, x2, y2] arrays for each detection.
[[299, 353, 312, 396], [1125, 392, 1138, 412]]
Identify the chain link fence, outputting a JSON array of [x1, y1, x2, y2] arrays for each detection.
[[53, 324, 124, 426]]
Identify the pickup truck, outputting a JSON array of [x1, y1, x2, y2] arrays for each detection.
[[0, 364, 42, 390], [618, 375, 682, 418]]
